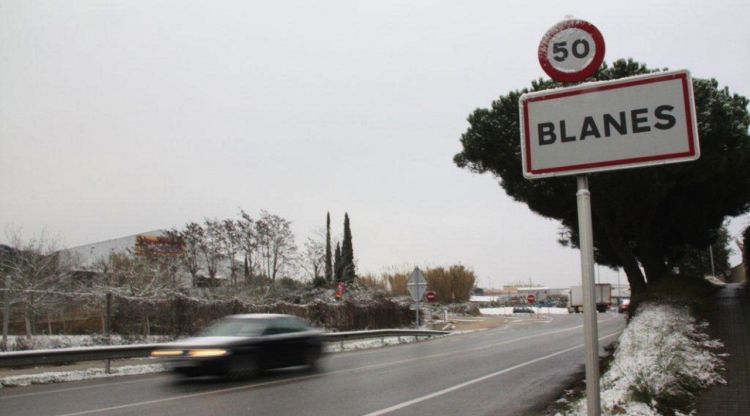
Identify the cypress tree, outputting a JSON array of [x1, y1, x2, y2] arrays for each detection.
[[341, 213, 356, 282], [334, 243, 342, 282], [325, 212, 333, 284]]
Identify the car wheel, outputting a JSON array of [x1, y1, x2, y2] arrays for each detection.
[[227, 356, 259, 380]]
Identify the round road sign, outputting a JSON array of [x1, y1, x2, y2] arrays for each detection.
[[538, 19, 605, 83], [527, 294, 536, 304], [425, 291, 436, 302]]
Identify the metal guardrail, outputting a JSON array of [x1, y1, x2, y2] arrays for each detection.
[[0, 329, 449, 369]]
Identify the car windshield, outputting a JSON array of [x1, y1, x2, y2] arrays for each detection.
[[198, 318, 267, 337]]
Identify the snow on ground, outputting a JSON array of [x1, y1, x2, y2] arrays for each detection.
[[0, 335, 436, 388], [324, 335, 423, 353], [480, 307, 569, 315], [558, 302, 725, 416], [0, 364, 166, 387], [2, 335, 171, 352]]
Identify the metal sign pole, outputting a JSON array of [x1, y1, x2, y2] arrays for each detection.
[[577, 175, 601, 416], [416, 293, 420, 327], [408, 268, 426, 328]]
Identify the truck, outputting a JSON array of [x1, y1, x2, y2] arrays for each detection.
[[567, 283, 612, 313]]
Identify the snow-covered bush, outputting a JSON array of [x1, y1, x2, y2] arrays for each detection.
[[562, 303, 724, 416]]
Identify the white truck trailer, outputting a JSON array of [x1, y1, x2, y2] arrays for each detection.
[[567, 283, 612, 313]]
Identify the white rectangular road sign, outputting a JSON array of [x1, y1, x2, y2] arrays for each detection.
[[519, 70, 700, 179]]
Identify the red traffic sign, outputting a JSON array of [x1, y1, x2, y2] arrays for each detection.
[[335, 282, 345, 299], [519, 70, 700, 179], [527, 294, 536, 304], [538, 19, 605, 83], [425, 291, 436, 302]]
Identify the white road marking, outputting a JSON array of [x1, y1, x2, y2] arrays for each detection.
[[6, 314, 606, 401], [361, 332, 621, 416], [52, 317, 622, 416], [0, 375, 162, 399]]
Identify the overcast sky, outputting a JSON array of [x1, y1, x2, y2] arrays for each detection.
[[2, 0, 749, 289]]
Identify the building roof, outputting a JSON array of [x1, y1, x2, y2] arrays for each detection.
[[60, 230, 167, 267]]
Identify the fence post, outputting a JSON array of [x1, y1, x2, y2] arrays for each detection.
[[104, 292, 112, 374], [104, 292, 112, 343]]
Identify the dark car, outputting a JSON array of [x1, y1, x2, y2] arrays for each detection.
[[513, 306, 535, 314], [151, 314, 323, 378]]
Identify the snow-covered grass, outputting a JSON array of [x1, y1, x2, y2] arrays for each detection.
[[0, 364, 165, 388], [2, 335, 171, 352], [324, 335, 424, 353], [480, 307, 569, 315], [557, 302, 725, 416]]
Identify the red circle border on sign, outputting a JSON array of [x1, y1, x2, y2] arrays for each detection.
[[538, 19, 605, 83]]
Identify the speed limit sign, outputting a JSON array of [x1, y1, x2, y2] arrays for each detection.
[[538, 19, 605, 83]]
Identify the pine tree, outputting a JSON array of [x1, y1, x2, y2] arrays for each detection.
[[454, 59, 750, 295], [325, 212, 333, 284], [333, 243, 342, 282], [341, 213, 356, 282]]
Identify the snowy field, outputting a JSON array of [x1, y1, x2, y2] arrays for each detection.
[[480, 307, 570, 315], [557, 302, 725, 416]]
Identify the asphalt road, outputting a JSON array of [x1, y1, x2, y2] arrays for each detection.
[[0, 313, 625, 416]]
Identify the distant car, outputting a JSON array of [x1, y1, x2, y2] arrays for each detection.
[[151, 314, 323, 378], [618, 299, 631, 314], [513, 306, 535, 314]]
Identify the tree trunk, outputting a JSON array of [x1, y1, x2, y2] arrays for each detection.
[[29, 293, 36, 336], [243, 255, 249, 283], [593, 200, 648, 296], [24, 307, 32, 339], [2, 273, 10, 349], [641, 245, 668, 285], [2, 297, 10, 350], [143, 315, 150, 337]]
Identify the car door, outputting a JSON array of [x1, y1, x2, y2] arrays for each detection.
[[259, 319, 287, 368], [277, 317, 313, 365], [262, 317, 311, 367]]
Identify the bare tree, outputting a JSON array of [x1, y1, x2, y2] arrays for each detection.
[[255, 211, 297, 282], [220, 219, 242, 287], [101, 251, 176, 336], [238, 210, 258, 285], [107, 252, 174, 297], [200, 219, 225, 281], [1, 244, 19, 349], [167, 223, 203, 288], [1, 230, 64, 340], [302, 233, 325, 285]]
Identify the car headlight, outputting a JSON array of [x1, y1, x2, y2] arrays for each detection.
[[150, 350, 184, 357], [188, 349, 229, 358]]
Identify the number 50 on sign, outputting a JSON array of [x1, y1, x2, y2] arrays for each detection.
[[538, 19, 605, 83]]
